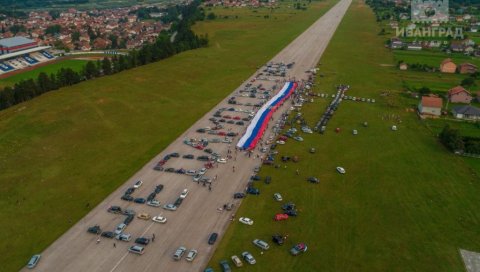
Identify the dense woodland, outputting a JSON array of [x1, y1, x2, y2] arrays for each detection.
[[440, 125, 480, 154], [0, 0, 208, 111]]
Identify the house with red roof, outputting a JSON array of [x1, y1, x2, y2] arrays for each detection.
[[448, 86, 473, 103], [440, 58, 456, 73], [418, 96, 442, 117]]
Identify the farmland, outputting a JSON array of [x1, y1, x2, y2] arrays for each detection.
[[0, 0, 338, 270], [208, 0, 480, 271]]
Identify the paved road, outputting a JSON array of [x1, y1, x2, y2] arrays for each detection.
[[25, 0, 351, 271]]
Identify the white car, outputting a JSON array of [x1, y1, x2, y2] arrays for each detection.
[[276, 140, 285, 145], [133, 180, 143, 189], [352, 129, 358, 135], [180, 189, 189, 199], [193, 174, 202, 181], [147, 200, 161, 207], [217, 158, 227, 163], [198, 168, 207, 175], [239, 217, 254, 225], [273, 193, 283, 201], [152, 215, 167, 224], [185, 249, 198, 262], [231, 255, 243, 267], [185, 170, 197, 176], [293, 136, 304, 142], [336, 166, 346, 174]]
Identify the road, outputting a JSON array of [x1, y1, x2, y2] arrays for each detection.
[[25, 0, 351, 271]]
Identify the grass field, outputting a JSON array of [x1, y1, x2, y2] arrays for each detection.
[[0, 59, 88, 89], [0, 1, 338, 270], [207, 0, 480, 271]]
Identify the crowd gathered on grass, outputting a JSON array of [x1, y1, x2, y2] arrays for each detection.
[[0, 0, 209, 111]]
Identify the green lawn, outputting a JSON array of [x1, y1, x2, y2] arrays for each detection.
[[393, 50, 480, 68], [208, 1, 480, 271], [0, 1, 338, 271], [0, 59, 88, 88]]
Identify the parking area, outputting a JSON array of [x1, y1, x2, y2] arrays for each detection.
[[24, 0, 352, 271]]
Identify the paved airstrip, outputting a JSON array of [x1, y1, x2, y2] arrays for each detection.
[[25, 0, 352, 271]]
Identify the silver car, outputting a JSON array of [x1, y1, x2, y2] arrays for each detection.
[[114, 223, 126, 235], [173, 246, 187, 260], [185, 249, 198, 262], [163, 204, 177, 211]]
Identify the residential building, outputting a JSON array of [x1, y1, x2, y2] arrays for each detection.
[[452, 105, 480, 120], [448, 86, 473, 103], [399, 62, 408, 70], [458, 63, 478, 74], [440, 58, 456, 73], [418, 96, 442, 116]]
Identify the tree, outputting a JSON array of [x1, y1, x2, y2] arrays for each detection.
[[49, 10, 60, 19], [45, 24, 62, 35], [439, 125, 464, 152], [108, 34, 118, 49], [71, 31, 80, 42], [418, 86, 431, 95], [102, 58, 112, 75], [207, 12, 216, 20], [9, 25, 26, 34], [37, 72, 52, 94], [461, 77, 475, 88], [84, 61, 99, 79]]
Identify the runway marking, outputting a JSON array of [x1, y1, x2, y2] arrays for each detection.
[[109, 222, 155, 272]]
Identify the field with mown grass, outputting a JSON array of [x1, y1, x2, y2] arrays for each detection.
[[0, 59, 88, 89], [0, 1, 338, 270], [207, 0, 480, 271]]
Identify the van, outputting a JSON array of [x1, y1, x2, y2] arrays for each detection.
[[128, 245, 145, 255], [252, 239, 270, 250], [27, 254, 41, 269]]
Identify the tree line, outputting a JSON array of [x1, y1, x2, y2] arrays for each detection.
[[0, 0, 208, 111], [439, 125, 480, 154]]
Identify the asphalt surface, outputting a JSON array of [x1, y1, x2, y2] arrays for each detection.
[[24, 0, 352, 271]]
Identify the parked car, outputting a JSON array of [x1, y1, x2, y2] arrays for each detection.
[[273, 193, 283, 201], [265, 176, 272, 184], [186, 170, 196, 176], [219, 260, 232, 272], [290, 243, 308, 256], [155, 184, 164, 193], [272, 234, 284, 245], [137, 212, 151, 220], [208, 232, 218, 245], [135, 237, 150, 245], [180, 189, 189, 199], [169, 152, 180, 158], [186, 249, 198, 262], [27, 254, 41, 269], [239, 217, 254, 225], [183, 154, 194, 159], [285, 209, 298, 216], [246, 187, 260, 195], [253, 239, 270, 250], [193, 174, 202, 182], [121, 194, 134, 202], [198, 168, 207, 175], [307, 177, 319, 183], [293, 136, 304, 142], [116, 233, 132, 242], [114, 223, 127, 235], [152, 215, 167, 224], [234, 192, 246, 199], [336, 166, 346, 174], [274, 213, 289, 221], [134, 198, 146, 204], [173, 246, 187, 260], [241, 251, 256, 265], [163, 204, 177, 211], [107, 206, 122, 214], [147, 200, 161, 207], [197, 156, 210, 161], [124, 214, 134, 225], [133, 180, 143, 189], [231, 255, 243, 267], [87, 225, 101, 235], [128, 245, 145, 255], [101, 231, 115, 238]]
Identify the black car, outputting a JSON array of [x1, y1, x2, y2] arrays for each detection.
[[169, 152, 180, 158], [124, 214, 134, 225], [227, 132, 237, 137], [147, 192, 157, 201], [209, 118, 217, 122], [176, 168, 186, 174], [107, 206, 122, 214], [236, 121, 244, 126], [285, 209, 298, 216], [242, 117, 250, 122], [265, 176, 272, 184], [87, 225, 101, 234], [125, 187, 135, 195], [196, 128, 206, 133], [183, 154, 194, 159], [165, 168, 175, 172], [219, 119, 226, 123], [307, 177, 319, 183], [251, 175, 261, 181], [197, 156, 210, 161], [174, 198, 183, 207], [121, 195, 134, 202], [272, 235, 285, 245], [135, 237, 150, 245], [282, 202, 296, 211], [270, 144, 277, 150], [246, 187, 260, 195], [208, 233, 218, 245], [155, 184, 164, 193], [101, 231, 115, 238], [134, 198, 146, 204], [227, 120, 235, 124], [281, 156, 291, 162], [234, 192, 246, 199], [163, 155, 171, 160], [153, 165, 163, 171], [204, 148, 213, 154]]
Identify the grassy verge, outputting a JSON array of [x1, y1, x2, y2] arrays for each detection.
[[207, 0, 480, 271], [0, 59, 88, 88], [0, 1, 337, 270]]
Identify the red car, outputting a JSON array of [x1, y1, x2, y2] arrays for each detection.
[[233, 116, 241, 120], [274, 214, 289, 221], [194, 145, 204, 150], [205, 162, 213, 169], [223, 115, 232, 119], [278, 136, 288, 141], [217, 131, 226, 136], [158, 160, 167, 166]]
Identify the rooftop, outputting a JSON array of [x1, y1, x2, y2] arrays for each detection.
[[0, 36, 36, 48], [421, 96, 443, 108]]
